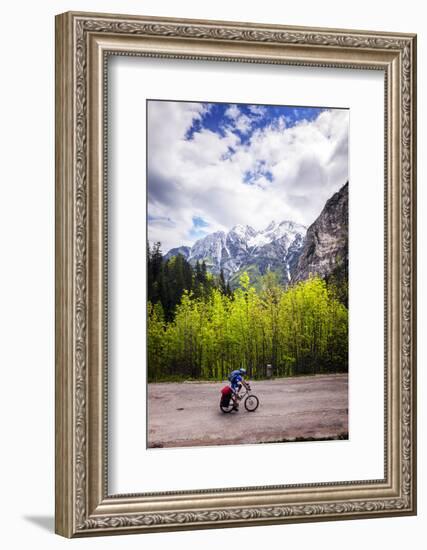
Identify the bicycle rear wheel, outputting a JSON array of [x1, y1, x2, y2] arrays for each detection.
[[244, 394, 259, 412], [220, 399, 235, 413]]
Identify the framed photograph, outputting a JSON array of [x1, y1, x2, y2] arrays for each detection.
[[55, 11, 417, 537]]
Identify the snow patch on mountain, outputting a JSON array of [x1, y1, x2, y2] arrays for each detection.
[[247, 220, 306, 249]]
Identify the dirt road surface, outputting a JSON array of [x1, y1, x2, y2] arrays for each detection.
[[148, 373, 348, 448]]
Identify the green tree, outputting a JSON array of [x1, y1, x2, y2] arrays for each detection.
[[147, 258, 348, 382]]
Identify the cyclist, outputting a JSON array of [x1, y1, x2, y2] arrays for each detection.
[[229, 368, 247, 410]]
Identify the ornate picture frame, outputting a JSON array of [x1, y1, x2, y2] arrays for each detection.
[[55, 11, 417, 537]]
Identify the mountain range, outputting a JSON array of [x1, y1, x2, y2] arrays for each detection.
[[165, 182, 348, 288]]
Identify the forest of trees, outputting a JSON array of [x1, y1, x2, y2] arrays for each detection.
[[147, 242, 348, 382], [147, 242, 231, 322]]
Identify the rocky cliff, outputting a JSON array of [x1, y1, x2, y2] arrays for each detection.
[[291, 182, 348, 283]]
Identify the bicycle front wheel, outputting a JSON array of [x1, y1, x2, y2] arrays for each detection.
[[244, 394, 259, 412]]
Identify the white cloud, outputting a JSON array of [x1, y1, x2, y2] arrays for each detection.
[[224, 104, 240, 121], [148, 102, 349, 252], [224, 104, 253, 134], [248, 104, 267, 117]]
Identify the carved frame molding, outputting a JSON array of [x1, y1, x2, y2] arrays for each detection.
[[55, 12, 416, 537]]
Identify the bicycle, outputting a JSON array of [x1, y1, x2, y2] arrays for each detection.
[[220, 381, 259, 413]]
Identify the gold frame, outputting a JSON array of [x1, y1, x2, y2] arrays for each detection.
[[55, 11, 417, 537]]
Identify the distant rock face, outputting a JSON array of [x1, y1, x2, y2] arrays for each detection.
[[291, 182, 348, 283], [190, 231, 227, 272], [164, 246, 191, 261]]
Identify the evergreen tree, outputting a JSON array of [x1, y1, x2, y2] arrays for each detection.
[[219, 268, 227, 295], [201, 260, 208, 283]]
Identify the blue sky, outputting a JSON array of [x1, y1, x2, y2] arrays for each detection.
[[185, 102, 325, 143], [147, 100, 348, 252]]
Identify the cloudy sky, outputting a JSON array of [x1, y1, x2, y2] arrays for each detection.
[[147, 100, 348, 252]]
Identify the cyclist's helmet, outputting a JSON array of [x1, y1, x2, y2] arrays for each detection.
[[239, 368, 247, 375]]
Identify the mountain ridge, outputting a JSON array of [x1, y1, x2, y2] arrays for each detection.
[[166, 219, 307, 285]]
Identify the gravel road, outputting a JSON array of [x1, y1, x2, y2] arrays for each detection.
[[147, 373, 348, 448]]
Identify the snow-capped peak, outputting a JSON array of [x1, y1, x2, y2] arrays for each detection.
[[229, 224, 256, 240], [247, 220, 306, 249], [264, 220, 278, 232]]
